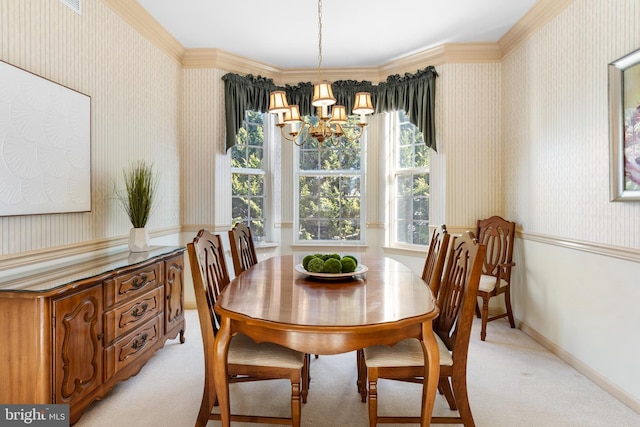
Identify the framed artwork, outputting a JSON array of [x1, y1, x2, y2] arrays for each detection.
[[0, 60, 91, 215], [609, 48, 640, 201]]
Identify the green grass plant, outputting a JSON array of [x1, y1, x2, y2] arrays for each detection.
[[116, 160, 157, 228]]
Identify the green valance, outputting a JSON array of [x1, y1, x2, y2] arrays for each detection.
[[222, 66, 438, 152]]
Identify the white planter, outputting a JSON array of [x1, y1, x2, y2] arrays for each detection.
[[128, 227, 150, 252]]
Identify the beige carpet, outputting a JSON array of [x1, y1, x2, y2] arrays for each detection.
[[75, 310, 640, 427]]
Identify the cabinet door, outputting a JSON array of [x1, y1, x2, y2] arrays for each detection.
[[53, 284, 103, 405], [164, 254, 184, 339]]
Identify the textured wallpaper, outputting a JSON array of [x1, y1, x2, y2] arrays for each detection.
[[0, 0, 182, 255], [503, 0, 640, 249], [435, 62, 503, 228]]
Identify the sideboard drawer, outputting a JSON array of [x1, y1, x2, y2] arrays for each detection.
[[104, 314, 162, 379], [104, 262, 161, 307], [103, 286, 163, 344]]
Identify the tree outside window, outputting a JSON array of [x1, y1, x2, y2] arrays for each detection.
[[296, 117, 364, 242], [393, 110, 430, 245], [231, 110, 266, 239]]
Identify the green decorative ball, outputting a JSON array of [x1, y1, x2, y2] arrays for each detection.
[[324, 258, 342, 273], [342, 255, 358, 267], [340, 257, 357, 273], [302, 254, 317, 270], [307, 257, 325, 273]]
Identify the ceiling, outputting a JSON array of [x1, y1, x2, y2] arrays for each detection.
[[136, 0, 539, 69]]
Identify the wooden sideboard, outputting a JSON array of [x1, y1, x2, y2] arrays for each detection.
[[0, 246, 186, 424]]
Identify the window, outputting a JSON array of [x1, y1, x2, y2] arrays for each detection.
[[295, 117, 364, 242], [391, 110, 430, 246], [230, 110, 266, 239]]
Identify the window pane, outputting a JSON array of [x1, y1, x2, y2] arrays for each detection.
[[232, 173, 248, 196], [412, 220, 429, 245], [393, 111, 430, 246], [295, 113, 363, 243], [299, 219, 318, 240], [413, 197, 429, 220], [298, 175, 362, 241], [299, 149, 320, 170], [396, 196, 411, 220], [396, 220, 411, 243], [413, 173, 429, 197], [231, 110, 266, 239]]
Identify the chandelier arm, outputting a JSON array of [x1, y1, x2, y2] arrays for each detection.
[[277, 123, 310, 146]]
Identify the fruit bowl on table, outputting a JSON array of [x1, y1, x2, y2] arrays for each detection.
[[295, 263, 368, 280]]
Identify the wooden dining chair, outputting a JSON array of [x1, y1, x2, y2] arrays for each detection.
[[421, 224, 451, 297], [360, 231, 486, 427], [356, 224, 451, 402], [187, 229, 308, 427], [475, 215, 517, 341], [228, 222, 258, 277]]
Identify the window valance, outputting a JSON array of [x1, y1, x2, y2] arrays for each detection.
[[222, 66, 438, 152]]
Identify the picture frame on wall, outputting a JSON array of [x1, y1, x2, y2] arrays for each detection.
[[0, 60, 91, 215], [609, 48, 640, 201]]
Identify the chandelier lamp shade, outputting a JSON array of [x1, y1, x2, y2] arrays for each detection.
[[268, 0, 374, 146]]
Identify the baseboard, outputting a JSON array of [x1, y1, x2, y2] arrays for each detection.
[[518, 320, 640, 414]]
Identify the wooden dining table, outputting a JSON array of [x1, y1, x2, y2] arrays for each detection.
[[213, 254, 440, 426]]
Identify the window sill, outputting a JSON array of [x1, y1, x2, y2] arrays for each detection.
[[255, 242, 279, 250], [382, 245, 428, 257], [290, 243, 368, 252]]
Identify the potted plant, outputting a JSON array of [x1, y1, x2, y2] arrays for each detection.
[[115, 160, 158, 252]]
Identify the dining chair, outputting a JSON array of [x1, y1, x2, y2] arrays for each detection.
[[360, 231, 486, 427], [421, 224, 451, 297], [475, 215, 517, 341], [187, 229, 308, 427], [356, 224, 451, 402], [228, 222, 259, 277]]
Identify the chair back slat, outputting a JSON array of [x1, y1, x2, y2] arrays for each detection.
[[435, 231, 485, 355], [421, 225, 450, 297], [229, 222, 258, 276], [187, 230, 230, 336]]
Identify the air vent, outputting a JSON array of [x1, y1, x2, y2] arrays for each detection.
[[60, 0, 81, 15]]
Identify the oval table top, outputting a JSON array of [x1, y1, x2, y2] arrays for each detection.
[[215, 254, 438, 331]]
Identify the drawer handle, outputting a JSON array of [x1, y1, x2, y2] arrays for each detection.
[[132, 303, 149, 318], [132, 333, 149, 350], [132, 274, 148, 289]]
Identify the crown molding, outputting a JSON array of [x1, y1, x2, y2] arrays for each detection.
[[101, 0, 184, 64], [106, 0, 573, 79], [499, 0, 575, 58], [181, 43, 501, 84], [182, 48, 281, 76]]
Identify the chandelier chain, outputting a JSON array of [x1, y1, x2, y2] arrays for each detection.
[[317, 0, 323, 81]]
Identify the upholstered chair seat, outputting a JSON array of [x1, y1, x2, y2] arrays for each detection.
[[230, 334, 306, 368], [478, 274, 509, 293], [363, 336, 453, 368]]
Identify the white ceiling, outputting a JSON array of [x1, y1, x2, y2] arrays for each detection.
[[137, 0, 538, 69]]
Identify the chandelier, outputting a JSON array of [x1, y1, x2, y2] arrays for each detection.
[[268, 0, 374, 146]]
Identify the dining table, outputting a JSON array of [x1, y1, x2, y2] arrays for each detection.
[[213, 254, 440, 426]]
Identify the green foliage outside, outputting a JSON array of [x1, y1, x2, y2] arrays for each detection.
[[395, 111, 430, 245], [231, 110, 265, 238], [298, 116, 363, 241]]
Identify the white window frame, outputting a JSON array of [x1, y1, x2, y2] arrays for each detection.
[[230, 110, 271, 241], [388, 111, 430, 248], [293, 126, 366, 245]]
